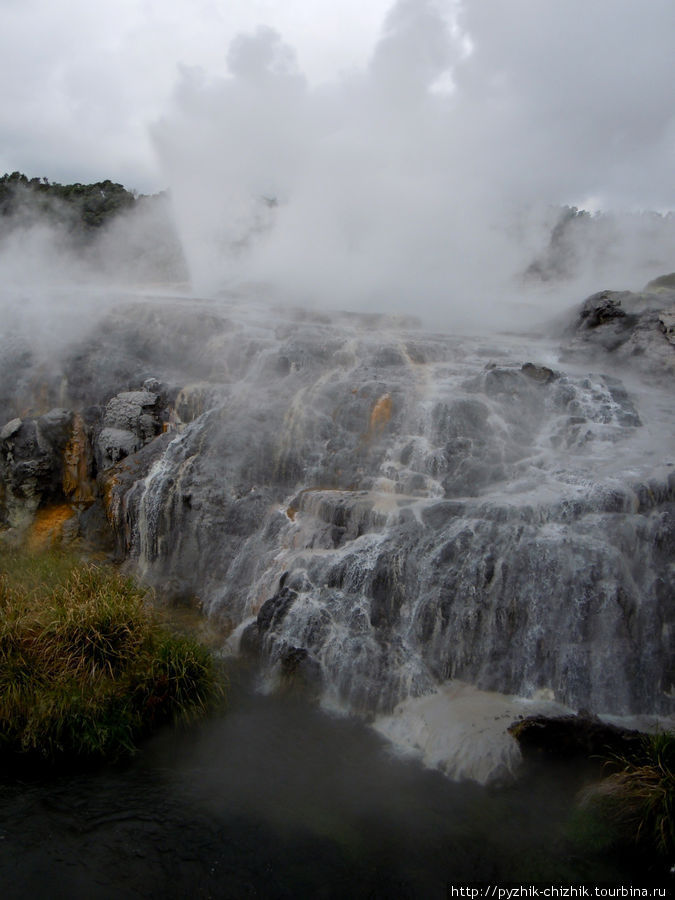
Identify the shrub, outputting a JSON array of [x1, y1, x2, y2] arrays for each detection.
[[0, 549, 223, 763]]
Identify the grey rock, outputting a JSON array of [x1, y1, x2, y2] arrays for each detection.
[[521, 363, 557, 383], [579, 291, 630, 328], [658, 308, 675, 346], [103, 392, 158, 430], [37, 408, 74, 443], [2, 291, 673, 728], [96, 388, 165, 471], [0, 418, 22, 441], [509, 714, 644, 761], [563, 288, 675, 376], [98, 427, 140, 466], [0, 412, 75, 529]]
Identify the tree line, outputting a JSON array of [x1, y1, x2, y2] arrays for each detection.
[[0, 171, 146, 234]]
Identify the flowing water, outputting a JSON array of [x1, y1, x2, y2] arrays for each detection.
[[0, 663, 644, 899], [1, 290, 674, 895]]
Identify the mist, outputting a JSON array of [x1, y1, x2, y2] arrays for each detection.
[[152, 0, 675, 332], [0, 186, 185, 365]]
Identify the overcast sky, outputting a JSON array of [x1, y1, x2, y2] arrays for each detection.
[[0, 0, 393, 191], [1, 0, 674, 325], [0, 0, 673, 205]]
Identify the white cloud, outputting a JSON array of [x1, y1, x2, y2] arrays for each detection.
[[0, 0, 393, 188]]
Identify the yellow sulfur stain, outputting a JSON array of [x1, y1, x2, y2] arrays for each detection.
[[27, 504, 77, 552], [368, 393, 392, 440], [62, 414, 96, 507], [100, 471, 122, 524]]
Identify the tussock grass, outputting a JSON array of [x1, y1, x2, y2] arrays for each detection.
[[602, 731, 675, 857], [576, 731, 675, 862], [0, 548, 223, 763]]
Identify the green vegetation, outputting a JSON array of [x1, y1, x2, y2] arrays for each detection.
[[572, 731, 675, 865], [603, 731, 675, 857], [0, 549, 223, 764], [645, 272, 675, 292], [0, 170, 187, 281], [0, 171, 136, 234]]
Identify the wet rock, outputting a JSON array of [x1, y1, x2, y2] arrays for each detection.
[[369, 553, 406, 629], [97, 431, 174, 556], [421, 501, 466, 529], [96, 388, 164, 470], [0, 412, 77, 529], [175, 383, 221, 425], [563, 286, 675, 375], [257, 588, 298, 635], [579, 291, 630, 328], [239, 621, 262, 656], [508, 714, 645, 761], [4, 291, 669, 726], [521, 363, 557, 383], [279, 647, 322, 687], [98, 427, 141, 466], [0, 418, 22, 442], [658, 309, 675, 346]]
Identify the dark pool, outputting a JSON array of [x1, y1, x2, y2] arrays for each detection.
[[0, 663, 658, 898]]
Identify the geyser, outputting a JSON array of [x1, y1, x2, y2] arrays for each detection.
[[152, 0, 675, 330]]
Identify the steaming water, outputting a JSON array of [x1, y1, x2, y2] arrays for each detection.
[[1, 285, 673, 892], [103, 292, 674, 738], [0, 663, 643, 897]]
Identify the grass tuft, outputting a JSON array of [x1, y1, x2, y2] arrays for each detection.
[[0, 548, 223, 764], [577, 730, 675, 862]]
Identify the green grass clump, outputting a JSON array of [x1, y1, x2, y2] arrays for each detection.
[[0, 549, 223, 764], [576, 731, 675, 862], [605, 731, 675, 857]]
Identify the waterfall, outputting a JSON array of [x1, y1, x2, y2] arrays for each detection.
[[3, 290, 672, 780], [97, 297, 672, 738]]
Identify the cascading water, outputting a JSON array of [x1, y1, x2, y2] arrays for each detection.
[[88, 291, 674, 782], [1, 285, 673, 782]]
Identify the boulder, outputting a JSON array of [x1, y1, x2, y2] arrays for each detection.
[[508, 714, 645, 761], [521, 362, 557, 383], [0, 418, 22, 442], [0, 412, 75, 529], [563, 287, 675, 376], [96, 388, 163, 471], [97, 427, 141, 466]]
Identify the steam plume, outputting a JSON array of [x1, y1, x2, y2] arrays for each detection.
[[153, 0, 675, 330]]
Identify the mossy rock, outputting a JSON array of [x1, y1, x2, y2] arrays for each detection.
[[645, 272, 675, 293]]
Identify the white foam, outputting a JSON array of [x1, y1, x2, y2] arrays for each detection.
[[374, 681, 572, 785]]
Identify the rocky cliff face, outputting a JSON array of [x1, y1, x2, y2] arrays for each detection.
[[1, 287, 674, 721]]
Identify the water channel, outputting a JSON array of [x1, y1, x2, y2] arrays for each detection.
[[0, 662, 648, 898]]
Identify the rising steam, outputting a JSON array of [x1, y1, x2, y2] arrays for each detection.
[[152, 0, 675, 331]]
